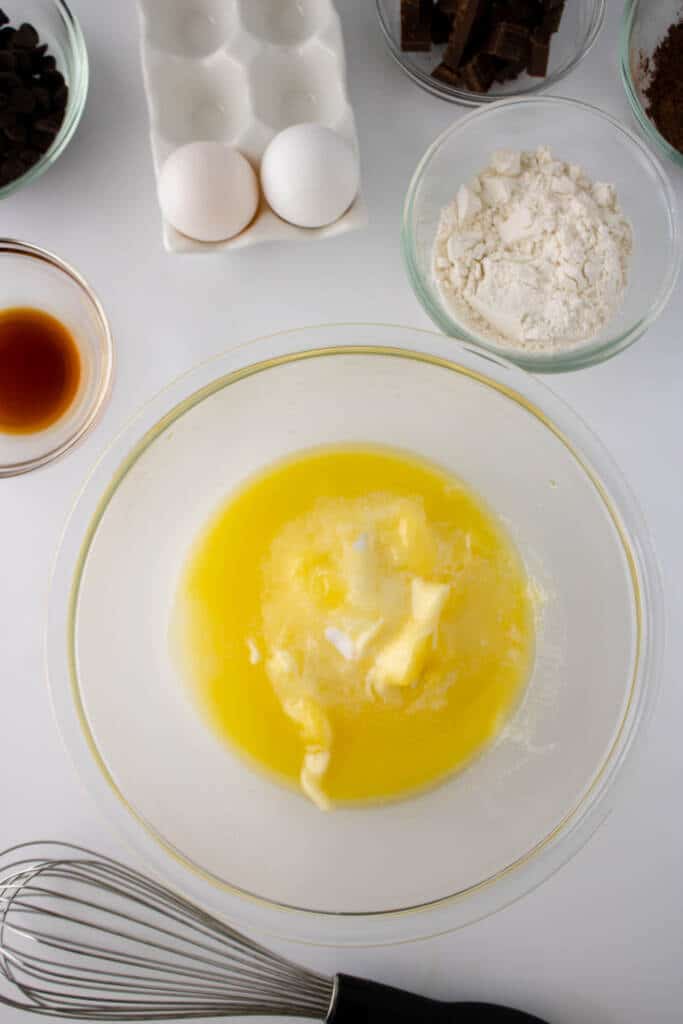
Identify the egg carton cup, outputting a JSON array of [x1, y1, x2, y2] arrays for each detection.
[[138, 0, 367, 252]]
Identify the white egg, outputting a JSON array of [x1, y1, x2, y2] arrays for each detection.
[[260, 124, 359, 229], [158, 142, 259, 243]]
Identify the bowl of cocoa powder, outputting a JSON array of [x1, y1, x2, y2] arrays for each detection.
[[622, 0, 683, 166]]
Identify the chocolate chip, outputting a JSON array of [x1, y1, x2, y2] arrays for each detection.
[[0, 10, 8, 29], [34, 113, 61, 136], [18, 146, 39, 168], [51, 85, 68, 112], [12, 23, 40, 50], [0, 70, 21, 90], [29, 127, 52, 153], [0, 154, 23, 183], [40, 69, 65, 91], [9, 86, 35, 114], [3, 119, 25, 143], [32, 85, 51, 112], [0, 26, 14, 49]]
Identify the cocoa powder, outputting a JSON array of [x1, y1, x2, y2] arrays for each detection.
[[644, 18, 683, 154]]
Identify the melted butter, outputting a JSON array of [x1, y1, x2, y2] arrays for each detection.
[[176, 445, 535, 808]]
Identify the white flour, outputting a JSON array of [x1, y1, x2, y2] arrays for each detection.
[[433, 146, 633, 351]]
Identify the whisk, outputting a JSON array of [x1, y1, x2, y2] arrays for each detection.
[[0, 843, 548, 1022]]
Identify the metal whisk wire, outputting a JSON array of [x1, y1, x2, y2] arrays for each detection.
[[0, 843, 334, 1020]]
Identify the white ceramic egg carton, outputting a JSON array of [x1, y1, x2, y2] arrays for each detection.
[[138, 0, 366, 253]]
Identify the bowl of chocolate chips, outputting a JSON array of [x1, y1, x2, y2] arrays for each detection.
[[0, 0, 88, 196], [376, 0, 605, 104]]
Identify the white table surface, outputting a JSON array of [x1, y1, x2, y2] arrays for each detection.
[[1, 1, 681, 1021]]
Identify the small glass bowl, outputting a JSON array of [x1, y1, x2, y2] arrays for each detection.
[[403, 96, 681, 373], [375, 0, 605, 106], [621, 0, 683, 167], [0, 240, 113, 477], [0, 0, 89, 200]]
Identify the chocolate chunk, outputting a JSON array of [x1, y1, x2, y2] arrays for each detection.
[[542, 1, 565, 34], [443, 0, 486, 70], [0, 10, 8, 28], [484, 21, 531, 62], [528, 31, 551, 76], [432, 61, 463, 86], [504, 0, 539, 21], [494, 57, 527, 82], [431, 5, 454, 45], [459, 52, 498, 91], [0, 26, 14, 48], [401, 0, 433, 52]]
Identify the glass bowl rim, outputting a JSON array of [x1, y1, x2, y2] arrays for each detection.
[[402, 95, 681, 374], [0, 238, 114, 477], [374, 0, 606, 106], [0, 0, 89, 201], [620, 0, 683, 168], [46, 323, 664, 945]]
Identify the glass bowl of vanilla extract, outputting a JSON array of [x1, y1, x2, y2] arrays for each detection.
[[0, 239, 113, 476]]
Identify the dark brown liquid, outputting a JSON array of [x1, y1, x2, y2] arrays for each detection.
[[0, 307, 81, 434]]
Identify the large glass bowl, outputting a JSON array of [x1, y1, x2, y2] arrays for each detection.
[[0, 0, 88, 200], [403, 97, 680, 374], [47, 324, 662, 946], [375, 0, 604, 106], [621, 0, 683, 167]]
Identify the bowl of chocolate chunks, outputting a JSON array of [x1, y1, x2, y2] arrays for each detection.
[[0, 0, 88, 197], [376, 0, 605, 104]]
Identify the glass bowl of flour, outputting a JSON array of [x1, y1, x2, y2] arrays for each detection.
[[403, 96, 680, 372]]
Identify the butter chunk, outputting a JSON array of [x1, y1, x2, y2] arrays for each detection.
[[301, 749, 332, 811], [368, 579, 450, 694]]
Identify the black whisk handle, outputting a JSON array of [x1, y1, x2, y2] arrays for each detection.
[[327, 975, 550, 1023]]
